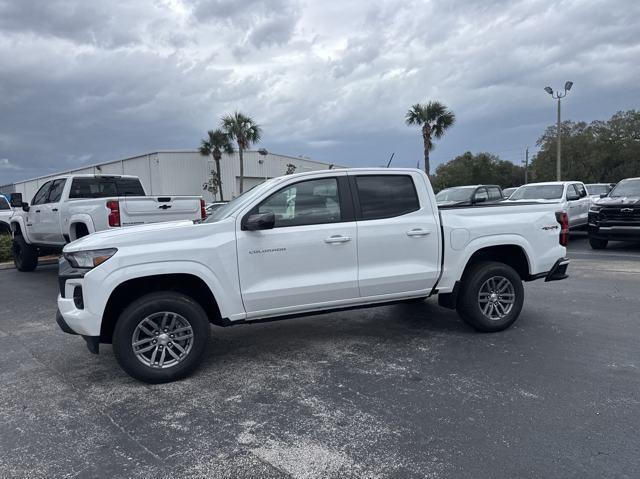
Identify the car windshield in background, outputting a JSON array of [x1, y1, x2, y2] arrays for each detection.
[[69, 177, 145, 198], [586, 184, 610, 196], [509, 185, 564, 200], [0, 197, 9, 210], [435, 187, 474, 202], [609, 179, 640, 197]]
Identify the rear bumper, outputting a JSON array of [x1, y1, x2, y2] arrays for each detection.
[[544, 257, 570, 282]]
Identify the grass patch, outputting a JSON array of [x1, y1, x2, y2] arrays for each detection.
[[0, 234, 12, 263]]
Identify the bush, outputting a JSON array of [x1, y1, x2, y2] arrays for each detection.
[[0, 234, 12, 263]]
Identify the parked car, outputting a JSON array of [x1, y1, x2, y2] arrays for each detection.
[[585, 183, 615, 200], [56, 168, 569, 383], [507, 181, 590, 229], [204, 202, 227, 217], [9, 174, 205, 271], [502, 187, 518, 198], [0, 195, 12, 235], [587, 177, 640, 249], [435, 185, 503, 206]]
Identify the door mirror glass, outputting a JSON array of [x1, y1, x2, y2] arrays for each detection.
[[245, 211, 275, 231], [566, 191, 580, 201], [473, 189, 488, 203], [10, 193, 23, 208], [600, 193, 608, 198]]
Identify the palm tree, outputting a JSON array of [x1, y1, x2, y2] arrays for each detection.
[[199, 129, 233, 201], [405, 101, 455, 176], [221, 112, 262, 194]]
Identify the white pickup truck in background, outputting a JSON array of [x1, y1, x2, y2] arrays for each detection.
[[56, 168, 570, 383], [0, 195, 12, 235], [10, 174, 204, 271]]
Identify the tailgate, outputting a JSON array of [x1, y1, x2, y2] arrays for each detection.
[[119, 196, 201, 226]]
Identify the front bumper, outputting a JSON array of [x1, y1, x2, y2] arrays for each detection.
[[56, 309, 99, 354], [588, 224, 640, 242]]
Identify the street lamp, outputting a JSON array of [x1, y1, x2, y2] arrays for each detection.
[[544, 81, 573, 181]]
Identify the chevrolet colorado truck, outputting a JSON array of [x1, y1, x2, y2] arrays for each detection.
[[56, 168, 570, 383], [588, 177, 640, 249], [10, 174, 205, 271]]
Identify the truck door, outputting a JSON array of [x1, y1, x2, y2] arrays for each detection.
[[236, 174, 359, 316], [38, 179, 67, 244], [566, 184, 584, 228], [351, 173, 441, 297], [27, 180, 54, 243]]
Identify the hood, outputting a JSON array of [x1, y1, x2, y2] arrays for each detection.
[[63, 220, 198, 252], [595, 196, 640, 206], [436, 200, 471, 207]]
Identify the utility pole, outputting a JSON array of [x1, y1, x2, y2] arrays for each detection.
[[544, 81, 573, 181], [524, 147, 529, 184]]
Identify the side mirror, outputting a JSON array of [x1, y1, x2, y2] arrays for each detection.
[[600, 193, 608, 198], [566, 193, 580, 201], [473, 195, 487, 203], [244, 211, 275, 231], [10, 193, 23, 208]]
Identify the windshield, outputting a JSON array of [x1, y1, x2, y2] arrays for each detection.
[[204, 178, 280, 222], [609, 179, 640, 198], [586, 184, 610, 196], [435, 187, 474, 202], [509, 185, 564, 200]]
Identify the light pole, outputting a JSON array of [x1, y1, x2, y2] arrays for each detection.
[[544, 81, 573, 181]]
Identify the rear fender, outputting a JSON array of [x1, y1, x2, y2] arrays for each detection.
[[68, 214, 96, 241]]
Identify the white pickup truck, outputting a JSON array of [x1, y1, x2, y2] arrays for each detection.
[[56, 168, 570, 383], [0, 195, 12, 235], [10, 174, 204, 271]]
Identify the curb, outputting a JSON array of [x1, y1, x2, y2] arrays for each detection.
[[0, 257, 59, 271]]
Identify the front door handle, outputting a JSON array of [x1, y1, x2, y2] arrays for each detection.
[[52, 208, 58, 212], [406, 228, 431, 237], [35, 209, 41, 213], [324, 235, 351, 244]]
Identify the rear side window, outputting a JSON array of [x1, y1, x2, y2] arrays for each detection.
[[69, 178, 145, 198], [0, 197, 9, 210], [355, 175, 420, 220], [487, 187, 502, 200]]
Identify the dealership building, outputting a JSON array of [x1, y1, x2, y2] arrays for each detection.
[[0, 150, 340, 203]]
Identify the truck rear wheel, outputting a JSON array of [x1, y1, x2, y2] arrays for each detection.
[[589, 237, 608, 250], [112, 292, 210, 383], [12, 235, 39, 272], [456, 261, 524, 332]]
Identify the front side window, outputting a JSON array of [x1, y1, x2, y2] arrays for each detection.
[[574, 183, 587, 198], [566, 184, 580, 200], [32, 181, 53, 205], [474, 188, 489, 202], [257, 177, 341, 227], [47, 179, 66, 203], [0, 197, 9, 210], [487, 187, 502, 200], [356, 175, 419, 220]]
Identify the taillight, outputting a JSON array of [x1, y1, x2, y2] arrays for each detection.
[[200, 198, 206, 220], [555, 211, 569, 246], [107, 200, 121, 227]]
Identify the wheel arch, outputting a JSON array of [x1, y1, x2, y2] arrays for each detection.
[[68, 215, 95, 241], [460, 244, 531, 282], [100, 273, 222, 343]]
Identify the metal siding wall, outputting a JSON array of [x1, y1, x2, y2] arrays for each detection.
[[156, 152, 210, 199], [122, 156, 152, 194]]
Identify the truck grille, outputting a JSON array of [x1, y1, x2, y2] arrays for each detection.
[[600, 207, 640, 224]]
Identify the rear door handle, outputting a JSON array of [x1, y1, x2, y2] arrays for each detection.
[[52, 208, 58, 212], [35, 210, 41, 213], [406, 228, 431, 237], [324, 235, 351, 244]]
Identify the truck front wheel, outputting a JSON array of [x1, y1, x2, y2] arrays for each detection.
[[589, 237, 608, 250], [12, 235, 39, 272], [456, 262, 524, 332], [112, 292, 210, 383]]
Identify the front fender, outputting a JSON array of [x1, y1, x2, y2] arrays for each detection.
[[9, 216, 35, 244], [83, 260, 246, 324]]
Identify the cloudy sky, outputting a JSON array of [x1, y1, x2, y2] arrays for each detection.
[[0, 0, 638, 184]]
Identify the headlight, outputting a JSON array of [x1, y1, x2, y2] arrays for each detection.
[[589, 205, 603, 213], [64, 248, 117, 269]]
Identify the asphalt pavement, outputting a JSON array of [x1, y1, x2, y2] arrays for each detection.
[[1, 232, 639, 478]]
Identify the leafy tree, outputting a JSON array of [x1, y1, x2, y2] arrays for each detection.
[[405, 101, 455, 176], [530, 110, 640, 183], [221, 112, 262, 194], [432, 152, 525, 191], [199, 129, 233, 201], [285, 163, 297, 175]]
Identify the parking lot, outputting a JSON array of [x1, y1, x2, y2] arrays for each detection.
[[1, 233, 639, 479]]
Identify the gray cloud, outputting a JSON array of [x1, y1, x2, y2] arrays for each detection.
[[1, 0, 639, 184]]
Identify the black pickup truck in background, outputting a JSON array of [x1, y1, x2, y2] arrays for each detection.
[[588, 177, 640, 249]]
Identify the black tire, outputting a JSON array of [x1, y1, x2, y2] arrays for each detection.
[[12, 235, 39, 272], [456, 261, 524, 332], [589, 237, 608, 250], [112, 291, 210, 383]]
